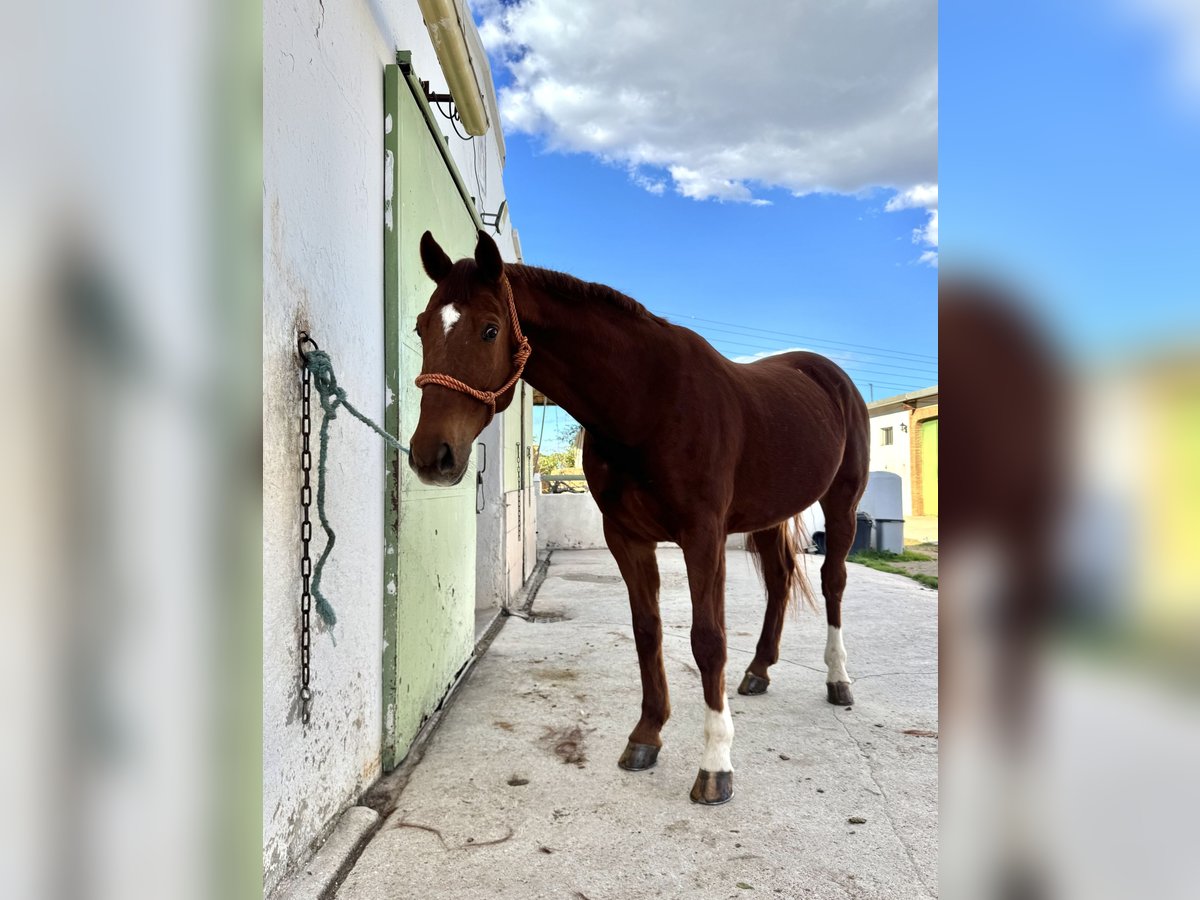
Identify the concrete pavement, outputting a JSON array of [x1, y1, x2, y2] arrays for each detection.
[[336, 548, 938, 899]]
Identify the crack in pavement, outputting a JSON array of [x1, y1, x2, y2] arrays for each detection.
[[832, 707, 938, 899]]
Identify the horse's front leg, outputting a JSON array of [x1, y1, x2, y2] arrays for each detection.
[[680, 525, 734, 804], [604, 519, 670, 771]]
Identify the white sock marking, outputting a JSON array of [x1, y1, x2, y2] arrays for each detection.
[[825, 624, 850, 684], [699, 704, 734, 773], [440, 304, 461, 335]]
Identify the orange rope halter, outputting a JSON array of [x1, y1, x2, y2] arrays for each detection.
[[414, 274, 531, 420]]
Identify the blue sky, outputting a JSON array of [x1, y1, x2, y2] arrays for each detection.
[[943, 0, 1200, 355]]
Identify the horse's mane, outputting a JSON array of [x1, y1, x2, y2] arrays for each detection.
[[508, 264, 667, 325]]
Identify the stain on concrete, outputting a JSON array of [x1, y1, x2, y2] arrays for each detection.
[[540, 724, 593, 767], [533, 666, 578, 682]]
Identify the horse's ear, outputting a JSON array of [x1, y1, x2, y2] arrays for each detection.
[[474, 230, 504, 283], [420, 231, 453, 283]]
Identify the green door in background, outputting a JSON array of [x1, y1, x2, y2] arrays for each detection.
[[920, 417, 938, 516], [382, 59, 482, 770]]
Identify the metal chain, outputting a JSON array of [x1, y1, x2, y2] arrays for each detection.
[[298, 331, 318, 725]]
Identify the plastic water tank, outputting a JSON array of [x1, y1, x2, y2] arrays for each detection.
[[859, 471, 905, 553]]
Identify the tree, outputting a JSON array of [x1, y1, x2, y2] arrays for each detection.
[[535, 448, 576, 476]]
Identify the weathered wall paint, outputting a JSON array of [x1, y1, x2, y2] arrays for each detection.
[[263, 1, 524, 894]]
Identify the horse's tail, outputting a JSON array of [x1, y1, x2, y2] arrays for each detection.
[[746, 515, 817, 613]]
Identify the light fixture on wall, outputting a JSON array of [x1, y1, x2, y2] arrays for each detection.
[[480, 199, 508, 235], [901, 422, 908, 433]]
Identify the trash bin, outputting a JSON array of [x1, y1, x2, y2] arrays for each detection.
[[851, 512, 874, 555]]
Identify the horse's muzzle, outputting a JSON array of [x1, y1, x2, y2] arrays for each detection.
[[408, 440, 468, 486]]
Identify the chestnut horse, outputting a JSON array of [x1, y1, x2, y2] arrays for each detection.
[[410, 231, 869, 804]]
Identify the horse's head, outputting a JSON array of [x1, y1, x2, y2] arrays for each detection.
[[408, 230, 527, 486]]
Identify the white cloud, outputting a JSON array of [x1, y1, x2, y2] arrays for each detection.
[[885, 183, 938, 212], [912, 205, 938, 267], [628, 166, 666, 195], [1125, 0, 1200, 102], [730, 347, 809, 364], [669, 166, 770, 205], [919, 208, 938, 246], [885, 182, 937, 266], [479, 0, 937, 208]]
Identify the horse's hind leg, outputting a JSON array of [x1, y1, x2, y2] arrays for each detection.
[[737, 525, 793, 695], [819, 475, 866, 706], [604, 518, 670, 771]]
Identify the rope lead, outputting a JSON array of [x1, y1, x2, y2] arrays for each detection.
[[301, 347, 411, 628]]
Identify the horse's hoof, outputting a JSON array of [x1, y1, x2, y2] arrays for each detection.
[[690, 769, 734, 805], [618, 741, 660, 771], [826, 681, 854, 706], [737, 671, 770, 695]]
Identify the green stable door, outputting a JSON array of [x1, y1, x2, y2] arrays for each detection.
[[382, 59, 482, 770]]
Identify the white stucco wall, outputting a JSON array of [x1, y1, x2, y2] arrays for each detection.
[[536, 491, 764, 552], [474, 416, 508, 609], [476, 389, 536, 616], [263, 1, 520, 892], [537, 491, 607, 550], [867, 409, 913, 516]]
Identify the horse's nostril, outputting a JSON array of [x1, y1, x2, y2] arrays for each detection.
[[436, 443, 455, 473]]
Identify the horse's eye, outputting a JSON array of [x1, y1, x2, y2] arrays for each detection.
[[482, 324, 499, 342]]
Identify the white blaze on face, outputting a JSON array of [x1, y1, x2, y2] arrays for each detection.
[[825, 624, 850, 684], [440, 304, 461, 335], [699, 704, 734, 773]]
